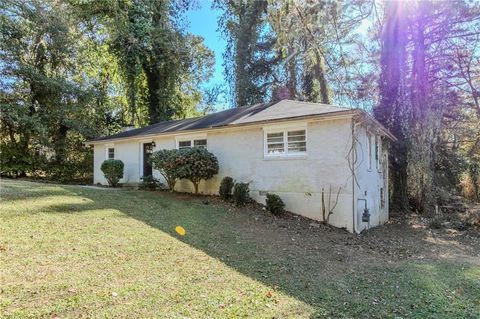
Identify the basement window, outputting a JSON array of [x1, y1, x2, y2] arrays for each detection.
[[265, 128, 307, 157]]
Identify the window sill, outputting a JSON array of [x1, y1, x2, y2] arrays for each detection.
[[263, 154, 307, 161]]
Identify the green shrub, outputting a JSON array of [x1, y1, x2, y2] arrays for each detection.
[[266, 193, 285, 215], [233, 182, 250, 206], [219, 176, 234, 200], [139, 175, 164, 191], [100, 159, 124, 187], [149, 149, 182, 191], [177, 148, 219, 194], [0, 128, 93, 184]]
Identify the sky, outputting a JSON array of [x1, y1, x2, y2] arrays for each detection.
[[186, 2, 227, 89]]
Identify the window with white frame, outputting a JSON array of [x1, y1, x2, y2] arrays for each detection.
[[177, 138, 207, 150], [265, 128, 307, 156], [106, 146, 115, 159], [375, 135, 380, 170], [194, 139, 207, 148], [178, 141, 192, 150]]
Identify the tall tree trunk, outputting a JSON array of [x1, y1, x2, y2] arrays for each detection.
[[54, 124, 69, 165], [193, 182, 199, 194], [233, 0, 268, 107], [126, 70, 137, 124], [302, 71, 314, 101], [286, 48, 297, 99], [408, 0, 436, 213], [314, 51, 330, 104], [375, 0, 409, 211], [144, 64, 172, 124]]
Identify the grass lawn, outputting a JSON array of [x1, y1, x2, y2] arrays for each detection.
[[1, 179, 479, 318]]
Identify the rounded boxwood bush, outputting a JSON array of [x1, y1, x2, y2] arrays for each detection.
[[219, 176, 234, 200], [266, 193, 285, 216], [233, 182, 250, 206], [177, 148, 219, 194], [100, 159, 124, 187]]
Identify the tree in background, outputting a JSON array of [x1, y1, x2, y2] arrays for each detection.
[[216, 0, 279, 107], [1, 0, 216, 181], [374, 0, 409, 211], [268, 0, 332, 103], [1, 0, 102, 180], [375, 0, 480, 212], [79, 0, 215, 124]]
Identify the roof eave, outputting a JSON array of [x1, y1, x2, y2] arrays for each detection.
[[84, 110, 356, 145], [355, 110, 397, 142]]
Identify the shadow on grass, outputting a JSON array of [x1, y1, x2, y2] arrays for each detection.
[[0, 181, 76, 203], [3, 181, 479, 318]]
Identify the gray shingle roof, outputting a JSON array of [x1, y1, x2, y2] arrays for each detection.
[[86, 100, 354, 143]]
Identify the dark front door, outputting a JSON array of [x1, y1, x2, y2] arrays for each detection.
[[143, 143, 153, 177]]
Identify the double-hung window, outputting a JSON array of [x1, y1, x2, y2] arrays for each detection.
[[193, 139, 207, 148], [178, 141, 192, 150], [265, 128, 307, 157], [106, 144, 115, 159], [177, 137, 207, 150]]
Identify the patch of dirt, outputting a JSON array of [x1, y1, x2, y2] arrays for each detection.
[[188, 194, 480, 267], [360, 215, 480, 262]]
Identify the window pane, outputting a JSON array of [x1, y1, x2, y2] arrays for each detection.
[[267, 137, 284, 143], [288, 135, 305, 142], [267, 132, 283, 138], [288, 131, 305, 141], [288, 142, 306, 153], [266, 131, 285, 155], [108, 148, 114, 159], [194, 139, 207, 149], [288, 130, 305, 137], [178, 141, 191, 149], [267, 142, 285, 154], [267, 148, 285, 154], [267, 132, 284, 144], [287, 130, 306, 153], [268, 143, 284, 148]]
